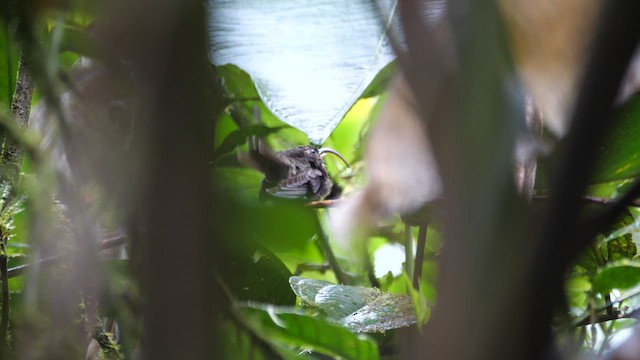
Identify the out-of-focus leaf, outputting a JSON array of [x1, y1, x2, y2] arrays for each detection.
[[566, 275, 591, 309], [238, 201, 319, 252], [212, 124, 287, 161], [207, 0, 398, 144], [225, 249, 296, 306], [325, 97, 378, 173], [55, 25, 100, 59], [576, 207, 636, 273], [290, 276, 417, 333], [607, 236, 637, 262], [401, 273, 430, 326], [219, 318, 305, 360], [243, 304, 379, 360], [0, 23, 18, 111], [604, 209, 637, 262], [566, 275, 592, 292], [217, 64, 259, 101], [360, 62, 397, 99], [592, 94, 640, 183], [593, 262, 640, 294]]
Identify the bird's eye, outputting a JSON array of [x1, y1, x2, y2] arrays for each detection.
[[308, 148, 318, 155]]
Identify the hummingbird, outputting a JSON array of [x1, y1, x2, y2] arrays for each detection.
[[239, 137, 350, 200]]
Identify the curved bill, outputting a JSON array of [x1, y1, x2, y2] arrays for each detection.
[[318, 148, 350, 169]]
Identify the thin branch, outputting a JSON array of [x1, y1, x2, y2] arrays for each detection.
[[574, 286, 640, 326], [313, 231, 350, 285], [294, 262, 330, 275], [404, 223, 414, 283], [307, 199, 341, 208], [575, 309, 632, 327], [365, 251, 380, 288], [590, 177, 640, 233], [412, 224, 427, 290]]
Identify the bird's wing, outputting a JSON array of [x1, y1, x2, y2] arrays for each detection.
[[238, 136, 289, 179], [266, 168, 323, 199]]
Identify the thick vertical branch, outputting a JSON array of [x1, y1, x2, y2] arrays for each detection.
[[101, 1, 222, 358], [0, 51, 33, 353], [3, 53, 33, 183], [531, 2, 640, 356], [400, 0, 527, 359]]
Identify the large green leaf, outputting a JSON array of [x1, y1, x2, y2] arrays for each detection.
[[593, 261, 640, 294], [290, 276, 417, 333], [224, 249, 296, 306], [243, 304, 379, 360], [207, 0, 402, 144]]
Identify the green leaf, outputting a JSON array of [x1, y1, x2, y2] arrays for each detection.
[[217, 64, 259, 101], [219, 317, 305, 360], [576, 207, 636, 272], [565, 275, 591, 309], [592, 94, 640, 183], [401, 273, 431, 327], [212, 124, 287, 161], [224, 249, 296, 306], [290, 276, 417, 333], [0, 23, 18, 112], [566, 275, 592, 292], [242, 202, 319, 252], [243, 304, 379, 360], [593, 261, 640, 293], [290, 276, 375, 320], [603, 209, 637, 262], [208, 0, 399, 144], [56, 25, 100, 59]]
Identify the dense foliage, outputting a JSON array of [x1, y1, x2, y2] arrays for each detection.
[[1, 1, 640, 359]]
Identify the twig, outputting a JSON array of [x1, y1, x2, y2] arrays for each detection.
[[575, 310, 628, 327], [404, 223, 414, 283], [574, 286, 640, 326], [294, 262, 330, 276], [605, 293, 614, 317], [365, 251, 380, 288], [412, 224, 427, 290], [590, 177, 640, 235], [313, 231, 350, 285], [306, 199, 341, 208]]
